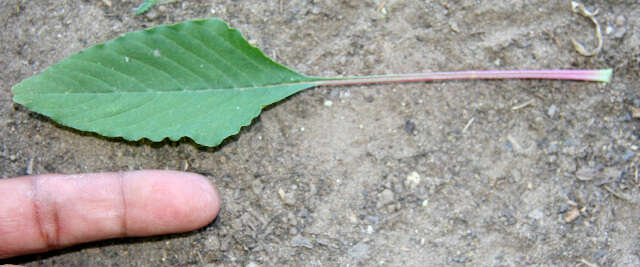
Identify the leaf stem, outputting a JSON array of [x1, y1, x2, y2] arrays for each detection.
[[316, 69, 612, 86]]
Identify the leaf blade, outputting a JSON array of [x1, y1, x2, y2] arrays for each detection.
[[13, 19, 321, 147]]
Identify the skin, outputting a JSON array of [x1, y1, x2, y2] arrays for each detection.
[[0, 170, 220, 260]]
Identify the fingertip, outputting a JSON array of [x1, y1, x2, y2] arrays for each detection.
[[122, 170, 221, 236]]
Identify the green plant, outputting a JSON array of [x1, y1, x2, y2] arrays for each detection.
[[136, 0, 180, 15], [136, 0, 157, 14], [12, 19, 612, 147]]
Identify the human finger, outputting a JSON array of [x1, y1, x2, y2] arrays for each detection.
[[0, 170, 220, 259]]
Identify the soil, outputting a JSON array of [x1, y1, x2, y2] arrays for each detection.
[[1, 0, 639, 266]]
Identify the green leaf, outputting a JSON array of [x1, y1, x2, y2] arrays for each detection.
[[11, 18, 612, 147], [13, 19, 323, 147], [135, 0, 157, 15], [136, 0, 182, 15]]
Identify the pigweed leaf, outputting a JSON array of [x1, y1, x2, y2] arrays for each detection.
[[13, 19, 323, 146], [12, 18, 612, 147]]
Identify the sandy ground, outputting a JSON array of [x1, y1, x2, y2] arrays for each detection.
[[1, 0, 639, 266]]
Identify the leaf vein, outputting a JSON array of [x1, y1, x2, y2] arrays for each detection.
[[155, 28, 243, 88], [127, 38, 194, 89], [192, 26, 273, 86], [66, 58, 149, 92]]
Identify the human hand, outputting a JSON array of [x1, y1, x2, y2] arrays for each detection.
[[0, 170, 220, 259]]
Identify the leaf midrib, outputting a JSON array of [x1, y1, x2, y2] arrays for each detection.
[[20, 79, 327, 96]]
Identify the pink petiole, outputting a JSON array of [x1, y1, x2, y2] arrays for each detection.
[[315, 69, 612, 87]]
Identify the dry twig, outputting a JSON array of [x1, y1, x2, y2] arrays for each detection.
[[570, 2, 603, 56]]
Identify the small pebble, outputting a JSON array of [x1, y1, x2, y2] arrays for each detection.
[[615, 15, 626, 26], [613, 27, 626, 39], [505, 140, 513, 152], [452, 256, 469, 263], [594, 250, 608, 259], [547, 105, 558, 118], [605, 26, 614, 35], [405, 171, 421, 187], [144, 10, 159, 20], [298, 208, 310, 218], [291, 235, 313, 248], [26, 158, 34, 175], [602, 167, 621, 179], [348, 242, 370, 260], [364, 95, 375, 102], [528, 208, 544, 220], [548, 143, 558, 154], [251, 179, 263, 195], [559, 157, 577, 173], [278, 188, 296, 205], [449, 21, 460, 33], [575, 167, 596, 181], [366, 225, 374, 234], [377, 189, 395, 208], [204, 236, 220, 250], [622, 150, 635, 161], [365, 215, 380, 224], [404, 120, 416, 134], [563, 206, 580, 223], [316, 238, 331, 247], [630, 107, 640, 119], [323, 100, 333, 107]]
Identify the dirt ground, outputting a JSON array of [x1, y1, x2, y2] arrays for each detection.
[[1, 0, 639, 266]]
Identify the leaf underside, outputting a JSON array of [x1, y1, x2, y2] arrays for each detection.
[[13, 19, 322, 147]]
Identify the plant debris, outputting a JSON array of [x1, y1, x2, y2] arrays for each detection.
[[570, 1, 603, 56]]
